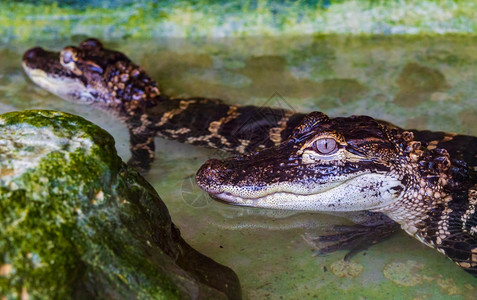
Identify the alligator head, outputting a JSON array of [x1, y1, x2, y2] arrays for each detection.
[[196, 111, 467, 231], [197, 111, 411, 210], [197, 111, 477, 276], [22, 38, 160, 115]]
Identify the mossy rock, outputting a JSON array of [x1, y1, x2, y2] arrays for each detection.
[[0, 110, 241, 300]]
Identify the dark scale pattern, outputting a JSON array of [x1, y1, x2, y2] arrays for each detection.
[[441, 198, 477, 275]]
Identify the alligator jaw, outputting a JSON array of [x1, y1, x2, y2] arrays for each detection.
[[22, 64, 90, 103], [203, 173, 405, 212]]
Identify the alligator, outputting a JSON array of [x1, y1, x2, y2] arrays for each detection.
[[22, 38, 306, 172], [196, 111, 477, 276], [22, 38, 477, 275]]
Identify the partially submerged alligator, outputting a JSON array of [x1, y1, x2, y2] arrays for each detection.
[[197, 111, 477, 276], [22, 38, 305, 172], [22, 38, 477, 276]]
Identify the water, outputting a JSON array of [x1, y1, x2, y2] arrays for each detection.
[[1, 35, 476, 299]]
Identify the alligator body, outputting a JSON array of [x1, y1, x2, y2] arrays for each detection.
[[196, 111, 477, 276]]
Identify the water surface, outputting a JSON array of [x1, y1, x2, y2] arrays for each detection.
[[1, 35, 476, 299]]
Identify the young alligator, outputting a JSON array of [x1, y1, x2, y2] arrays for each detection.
[[196, 111, 477, 276], [22, 38, 305, 172]]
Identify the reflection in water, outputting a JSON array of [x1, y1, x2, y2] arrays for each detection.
[[394, 62, 449, 107], [1, 35, 477, 298]]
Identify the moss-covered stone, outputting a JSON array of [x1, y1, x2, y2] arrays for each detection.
[[0, 110, 241, 299]]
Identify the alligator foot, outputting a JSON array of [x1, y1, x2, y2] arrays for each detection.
[[303, 222, 400, 260]]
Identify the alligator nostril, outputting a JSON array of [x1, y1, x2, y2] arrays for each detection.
[[206, 158, 226, 171], [195, 159, 228, 192], [23, 47, 45, 61]]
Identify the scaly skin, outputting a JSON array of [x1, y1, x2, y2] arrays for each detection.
[[196, 111, 477, 276]]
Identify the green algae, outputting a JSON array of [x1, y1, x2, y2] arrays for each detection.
[[0, 110, 240, 299], [329, 260, 364, 278], [382, 260, 431, 287], [3, 0, 477, 43]]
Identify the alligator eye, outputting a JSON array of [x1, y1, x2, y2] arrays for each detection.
[[60, 47, 77, 65], [60, 47, 82, 75], [312, 138, 338, 155]]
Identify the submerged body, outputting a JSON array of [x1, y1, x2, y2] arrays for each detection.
[[197, 111, 477, 276]]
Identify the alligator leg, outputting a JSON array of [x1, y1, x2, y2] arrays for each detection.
[[303, 212, 400, 260], [127, 125, 156, 173]]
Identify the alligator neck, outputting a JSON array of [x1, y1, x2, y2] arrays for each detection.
[[373, 151, 476, 257], [137, 97, 306, 154], [374, 177, 447, 241]]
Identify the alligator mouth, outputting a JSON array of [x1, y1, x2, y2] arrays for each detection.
[[204, 178, 344, 201], [204, 178, 352, 206], [208, 193, 255, 206], [209, 191, 311, 206], [23, 64, 88, 102], [23, 65, 78, 87], [201, 172, 404, 212]]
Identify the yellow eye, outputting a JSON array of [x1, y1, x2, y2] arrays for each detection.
[[60, 47, 78, 65], [312, 138, 338, 155], [60, 47, 83, 75]]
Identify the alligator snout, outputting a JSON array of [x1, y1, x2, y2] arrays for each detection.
[[23, 47, 47, 62], [195, 158, 230, 194]]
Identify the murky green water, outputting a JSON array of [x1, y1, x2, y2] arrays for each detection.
[[1, 35, 476, 299]]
